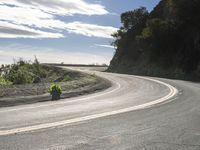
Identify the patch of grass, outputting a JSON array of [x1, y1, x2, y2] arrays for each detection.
[[62, 75, 71, 82], [88, 74, 97, 81], [0, 76, 12, 86]]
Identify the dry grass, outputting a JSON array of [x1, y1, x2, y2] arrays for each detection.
[[0, 68, 98, 98]]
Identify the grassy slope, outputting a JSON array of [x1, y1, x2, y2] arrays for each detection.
[[0, 66, 111, 107], [0, 67, 98, 97]]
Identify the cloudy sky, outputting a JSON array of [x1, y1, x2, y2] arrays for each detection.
[[0, 0, 160, 65]]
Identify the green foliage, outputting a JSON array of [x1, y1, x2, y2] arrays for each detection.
[[112, 7, 148, 47], [49, 84, 62, 95], [121, 7, 149, 31], [140, 19, 178, 65], [7, 66, 33, 84], [49, 83, 62, 100], [174, 0, 200, 27], [3, 58, 48, 85], [111, 7, 149, 60], [0, 76, 12, 86], [89, 74, 97, 81], [110, 0, 200, 77], [62, 75, 71, 82]]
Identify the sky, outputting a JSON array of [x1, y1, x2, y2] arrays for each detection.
[[0, 0, 160, 65]]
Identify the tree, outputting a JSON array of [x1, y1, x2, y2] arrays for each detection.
[[111, 7, 149, 59], [121, 7, 149, 31], [1, 64, 4, 69], [140, 18, 178, 66], [174, 0, 200, 28]]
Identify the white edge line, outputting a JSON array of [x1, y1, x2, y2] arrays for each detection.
[[0, 76, 178, 136]]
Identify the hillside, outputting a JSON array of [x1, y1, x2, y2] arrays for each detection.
[[0, 60, 111, 106], [108, 0, 200, 81], [0, 59, 107, 98]]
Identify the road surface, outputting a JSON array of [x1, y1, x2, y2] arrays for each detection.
[[0, 67, 200, 150]]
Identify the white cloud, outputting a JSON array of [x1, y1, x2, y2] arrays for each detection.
[[0, 0, 108, 16], [64, 22, 117, 38], [0, 21, 64, 38], [94, 44, 114, 49], [0, 0, 117, 38], [0, 44, 112, 65]]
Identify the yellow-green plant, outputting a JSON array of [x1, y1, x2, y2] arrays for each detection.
[[0, 76, 12, 86], [50, 83, 62, 100]]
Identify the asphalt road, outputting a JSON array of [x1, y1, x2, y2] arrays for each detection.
[[0, 67, 200, 150]]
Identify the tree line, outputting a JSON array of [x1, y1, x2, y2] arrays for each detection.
[[109, 0, 200, 80]]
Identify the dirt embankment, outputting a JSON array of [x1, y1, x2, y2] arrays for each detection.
[[0, 67, 111, 107]]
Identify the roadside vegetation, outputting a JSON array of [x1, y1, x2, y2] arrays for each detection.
[[0, 58, 72, 85], [0, 58, 102, 98], [109, 0, 200, 81], [50, 83, 62, 100], [0, 76, 12, 86]]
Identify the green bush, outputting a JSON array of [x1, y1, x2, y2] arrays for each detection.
[[11, 66, 33, 84], [50, 84, 62, 100], [50, 84, 62, 94], [0, 76, 12, 86], [2, 58, 72, 85], [3, 58, 48, 85]]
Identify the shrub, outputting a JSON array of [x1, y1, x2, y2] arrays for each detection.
[[3, 58, 48, 85], [50, 84, 62, 100], [50, 84, 62, 94], [6, 66, 33, 84], [0, 76, 12, 86]]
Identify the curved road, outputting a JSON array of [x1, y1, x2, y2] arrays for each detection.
[[0, 67, 200, 150]]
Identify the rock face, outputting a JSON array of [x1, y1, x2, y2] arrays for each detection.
[[108, 0, 200, 81]]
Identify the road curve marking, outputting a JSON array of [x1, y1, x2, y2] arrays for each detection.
[[0, 77, 178, 136]]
